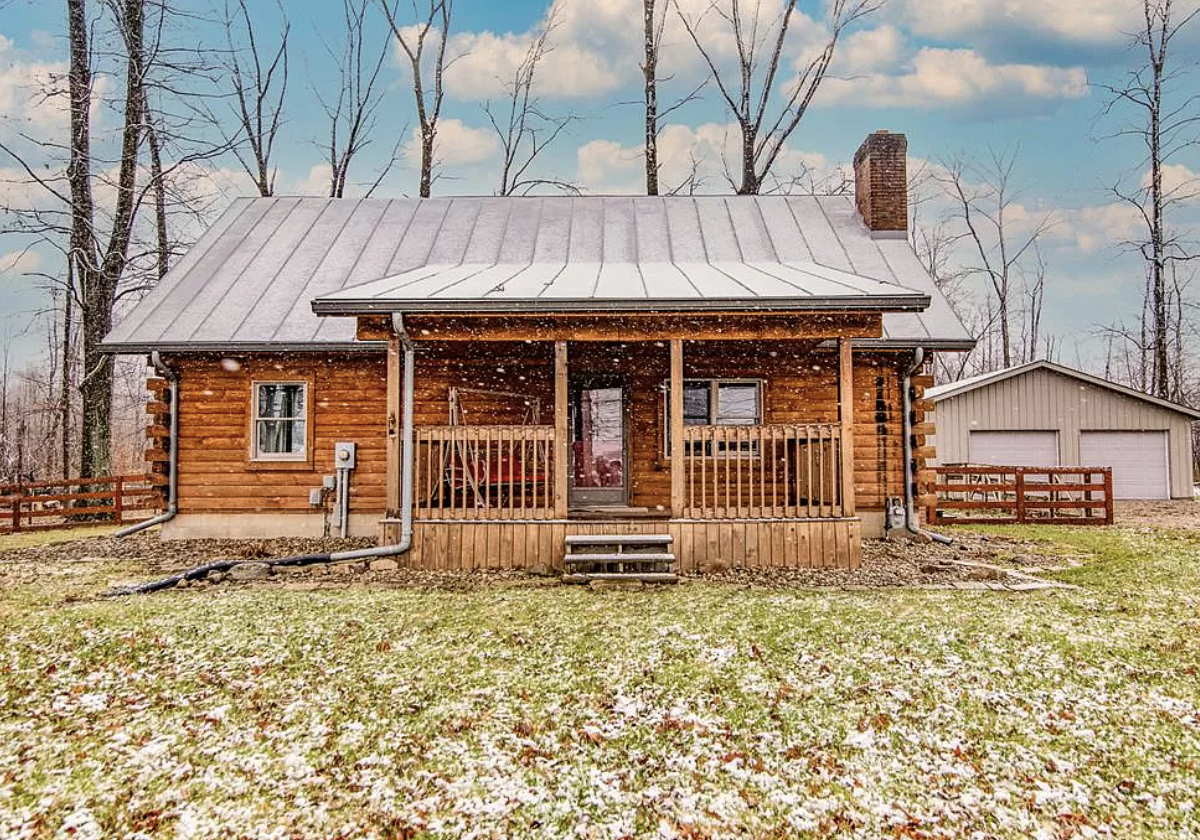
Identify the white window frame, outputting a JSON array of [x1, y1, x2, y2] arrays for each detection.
[[663, 378, 764, 457], [251, 380, 309, 462]]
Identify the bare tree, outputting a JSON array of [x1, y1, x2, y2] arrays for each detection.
[[215, 0, 289, 197], [482, 3, 578, 196], [674, 0, 882, 195], [641, 0, 708, 196], [938, 148, 1056, 370], [380, 0, 453, 198], [1097, 0, 1199, 398], [317, 0, 402, 197]]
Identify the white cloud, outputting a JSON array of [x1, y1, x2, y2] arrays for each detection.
[[404, 118, 497, 169], [819, 48, 1087, 109], [0, 249, 42, 275], [836, 25, 905, 74], [896, 0, 1138, 45], [1142, 163, 1200, 201], [0, 34, 109, 137], [437, 0, 832, 102], [577, 122, 841, 194], [447, 30, 621, 99], [292, 163, 333, 197]]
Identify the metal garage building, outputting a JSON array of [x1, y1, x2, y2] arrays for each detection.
[[928, 361, 1199, 500]]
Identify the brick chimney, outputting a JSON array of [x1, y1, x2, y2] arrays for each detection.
[[853, 130, 907, 237]]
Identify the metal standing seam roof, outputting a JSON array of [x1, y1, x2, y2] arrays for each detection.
[[101, 195, 974, 353]]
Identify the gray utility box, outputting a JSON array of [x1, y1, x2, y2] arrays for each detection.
[[334, 441, 357, 470]]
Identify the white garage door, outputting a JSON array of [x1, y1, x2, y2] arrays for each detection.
[[968, 431, 1059, 467], [1079, 431, 1170, 500]]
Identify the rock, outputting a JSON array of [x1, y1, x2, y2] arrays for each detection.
[[229, 562, 271, 582], [207, 571, 226, 584], [965, 566, 1003, 582], [920, 563, 951, 574], [369, 558, 399, 572], [175, 578, 191, 589]]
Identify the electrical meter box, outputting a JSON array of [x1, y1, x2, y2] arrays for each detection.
[[334, 441, 357, 469]]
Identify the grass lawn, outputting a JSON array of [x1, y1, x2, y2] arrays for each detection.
[[1, 525, 1198, 838]]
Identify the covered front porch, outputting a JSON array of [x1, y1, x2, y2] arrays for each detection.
[[372, 315, 865, 571]]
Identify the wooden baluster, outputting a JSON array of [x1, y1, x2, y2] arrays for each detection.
[[731, 427, 737, 517]]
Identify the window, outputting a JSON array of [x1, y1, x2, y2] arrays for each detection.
[[252, 382, 308, 461], [664, 379, 763, 456]]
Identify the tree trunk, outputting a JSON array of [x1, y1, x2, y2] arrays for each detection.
[[1149, 56, 1168, 398], [643, 0, 658, 196], [60, 265, 74, 479], [76, 0, 146, 479]]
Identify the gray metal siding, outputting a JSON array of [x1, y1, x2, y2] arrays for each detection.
[[931, 367, 1195, 498]]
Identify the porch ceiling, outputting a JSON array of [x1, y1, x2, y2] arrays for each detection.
[[311, 260, 929, 315]]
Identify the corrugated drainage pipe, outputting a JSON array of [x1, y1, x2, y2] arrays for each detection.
[[902, 347, 952, 545], [115, 352, 179, 538], [107, 317, 417, 595]]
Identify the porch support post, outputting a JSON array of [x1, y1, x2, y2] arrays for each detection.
[[838, 336, 856, 516], [554, 340, 569, 519], [383, 331, 403, 542], [670, 339, 685, 517]]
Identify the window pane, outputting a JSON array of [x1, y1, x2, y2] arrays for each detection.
[[257, 419, 306, 455], [683, 382, 710, 424], [258, 384, 304, 419], [717, 383, 759, 424]]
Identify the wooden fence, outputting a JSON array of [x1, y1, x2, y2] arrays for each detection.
[[0, 475, 160, 534], [927, 466, 1113, 526]]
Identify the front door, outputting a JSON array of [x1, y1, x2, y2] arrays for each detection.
[[569, 375, 627, 507]]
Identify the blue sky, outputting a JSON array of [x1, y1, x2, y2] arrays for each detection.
[[0, 0, 1197, 369]]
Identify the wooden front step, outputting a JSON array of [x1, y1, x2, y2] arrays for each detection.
[[563, 533, 676, 583], [566, 534, 672, 546]]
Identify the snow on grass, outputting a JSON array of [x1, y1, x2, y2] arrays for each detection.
[[0, 526, 1198, 837]]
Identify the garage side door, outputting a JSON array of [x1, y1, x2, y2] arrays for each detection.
[[1079, 431, 1170, 500], [968, 431, 1059, 467]]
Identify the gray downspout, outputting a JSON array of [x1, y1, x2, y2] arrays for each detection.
[[108, 318, 417, 594], [116, 352, 178, 537], [333, 313, 416, 561], [902, 347, 952, 544]]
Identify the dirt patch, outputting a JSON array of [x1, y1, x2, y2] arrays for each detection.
[[0, 529, 1073, 599], [697, 529, 1071, 589], [1114, 500, 1200, 531]]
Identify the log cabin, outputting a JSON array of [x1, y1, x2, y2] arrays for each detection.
[[101, 131, 973, 576]]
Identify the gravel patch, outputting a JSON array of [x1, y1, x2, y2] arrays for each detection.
[[1114, 499, 1200, 531], [0, 528, 1072, 597]]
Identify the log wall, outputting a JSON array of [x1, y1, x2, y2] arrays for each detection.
[[165, 353, 388, 514], [160, 342, 909, 518]]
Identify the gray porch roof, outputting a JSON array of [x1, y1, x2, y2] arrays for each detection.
[[102, 195, 973, 353]]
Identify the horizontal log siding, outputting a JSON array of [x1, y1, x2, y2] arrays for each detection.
[[169, 354, 387, 513], [164, 343, 905, 517]]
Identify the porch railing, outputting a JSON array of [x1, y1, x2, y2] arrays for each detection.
[[681, 423, 846, 519], [413, 425, 556, 519]]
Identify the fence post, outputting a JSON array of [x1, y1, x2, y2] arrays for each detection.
[[114, 477, 125, 524], [10, 483, 21, 533], [1103, 468, 1114, 525], [1014, 469, 1026, 524]]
